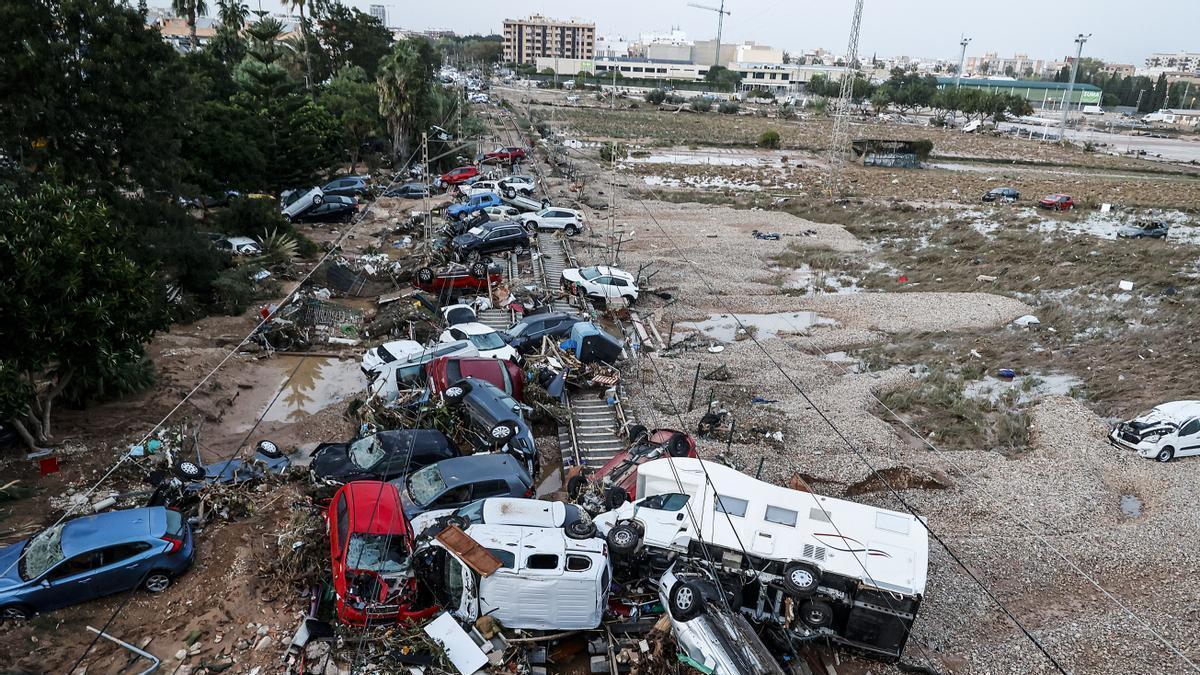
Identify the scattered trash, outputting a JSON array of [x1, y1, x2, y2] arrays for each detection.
[[1013, 315, 1041, 327], [1118, 280, 1135, 291], [997, 368, 1017, 380], [976, 274, 997, 283]]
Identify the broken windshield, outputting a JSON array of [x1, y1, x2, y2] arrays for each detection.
[[345, 534, 408, 574], [349, 435, 384, 470], [22, 523, 66, 580], [469, 332, 506, 351], [408, 464, 447, 507]]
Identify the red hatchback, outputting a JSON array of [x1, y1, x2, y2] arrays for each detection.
[[568, 428, 696, 512], [483, 147, 527, 164], [1038, 194, 1075, 211], [327, 481, 435, 625], [438, 166, 479, 186], [427, 356, 525, 401], [415, 262, 502, 293]]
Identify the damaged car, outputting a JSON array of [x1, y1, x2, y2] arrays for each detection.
[[568, 426, 696, 513], [394, 454, 533, 519], [1109, 400, 1200, 461], [442, 378, 537, 475], [409, 497, 592, 541], [426, 356, 525, 402], [310, 430, 461, 486]]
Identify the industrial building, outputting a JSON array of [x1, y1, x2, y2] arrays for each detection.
[[503, 15, 595, 65], [935, 77, 1102, 110]]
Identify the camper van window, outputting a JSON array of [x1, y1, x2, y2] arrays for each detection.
[[714, 495, 748, 517], [642, 493, 690, 511], [764, 505, 798, 527], [566, 555, 592, 572], [486, 548, 515, 569], [526, 554, 560, 570]]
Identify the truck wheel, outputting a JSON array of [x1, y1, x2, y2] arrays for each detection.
[[417, 267, 435, 284], [799, 600, 834, 628], [443, 379, 473, 406], [668, 579, 706, 621], [782, 562, 821, 596], [1157, 446, 1175, 462], [489, 421, 518, 445], [565, 520, 598, 540], [606, 523, 641, 556]]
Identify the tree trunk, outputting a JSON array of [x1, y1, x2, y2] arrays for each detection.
[[10, 419, 39, 451], [299, 5, 312, 90], [189, 8, 198, 51]]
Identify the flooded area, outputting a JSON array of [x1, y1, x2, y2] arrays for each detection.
[[260, 356, 365, 425], [626, 147, 788, 167], [782, 264, 863, 294], [642, 174, 765, 192], [963, 372, 1083, 405], [675, 311, 837, 343], [1121, 494, 1144, 518]]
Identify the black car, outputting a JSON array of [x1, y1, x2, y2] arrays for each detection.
[[982, 187, 1019, 203], [384, 182, 430, 199], [443, 378, 537, 476], [442, 210, 490, 238], [503, 311, 587, 354], [294, 195, 359, 223], [394, 454, 533, 518], [322, 176, 372, 199], [310, 429, 460, 486], [451, 221, 530, 262]]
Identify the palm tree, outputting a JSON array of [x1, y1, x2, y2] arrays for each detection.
[[378, 41, 428, 163], [171, 0, 209, 51], [215, 0, 248, 32], [285, 0, 313, 89]]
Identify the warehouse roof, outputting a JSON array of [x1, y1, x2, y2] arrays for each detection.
[[936, 77, 1101, 91]]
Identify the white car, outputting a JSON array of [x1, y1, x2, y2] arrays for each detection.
[[501, 192, 550, 213], [463, 180, 503, 197], [468, 93, 489, 104], [560, 266, 639, 303], [482, 205, 521, 220], [280, 186, 324, 222], [439, 322, 518, 361], [1110, 400, 1200, 462], [214, 236, 262, 255], [361, 339, 478, 382], [409, 498, 592, 538], [441, 303, 477, 326], [497, 176, 536, 198], [520, 207, 584, 236]]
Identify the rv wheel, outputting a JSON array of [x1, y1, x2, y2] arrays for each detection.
[[799, 600, 834, 628], [565, 520, 598, 540], [443, 379, 473, 406], [782, 562, 821, 596], [606, 523, 641, 556], [1157, 446, 1175, 462], [417, 267, 435, 284], [668, 579, 706, 622]]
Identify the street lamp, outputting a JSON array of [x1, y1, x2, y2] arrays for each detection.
[[1059, 33, 1091, 140], [949, 36, 970, 126]]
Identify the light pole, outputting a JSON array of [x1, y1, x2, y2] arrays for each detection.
[[1059, 33, 1091, 140], [949, 36, 970, 126]]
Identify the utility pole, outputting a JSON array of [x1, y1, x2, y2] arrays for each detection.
[[1059, 33, 1091, 140], [421, 132, 430, 256], [611, 67, 616, 109], [949, 36, 970, 127], [827, 0, 866, 193], [686, 2, 731, 68]]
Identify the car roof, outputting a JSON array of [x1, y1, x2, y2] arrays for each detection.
[[62, 507, 163, 557], [516, 311, 576, 325], [224, 236, 258, 245], [450, 357, 509, 380], [450, 322, 499, 336], [338, 481, 408, 535], [433, 454, 529, 485], [480, 498, 568, 527], [589, 266, 634, 281]]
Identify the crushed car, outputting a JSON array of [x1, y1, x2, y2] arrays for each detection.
[[568, 427, 696, 513], [442, 378, 537, 476], [310, 429, 460, 486], [394, 454, 533, 518], [1109, 400, 1200, 461]]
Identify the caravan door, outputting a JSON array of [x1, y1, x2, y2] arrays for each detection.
[[633, 493, 695, 549]]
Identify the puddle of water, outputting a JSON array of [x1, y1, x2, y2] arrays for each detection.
[[261, 356, 365, 424], [1120, 495, 1143, 518], [675, 312, 836, 343], [781, 265, 862, 294], [820, 351, 862, 373], [963, 373, 1083, 405], [628, 147, 786, 167]]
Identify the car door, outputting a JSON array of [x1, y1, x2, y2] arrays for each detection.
[[87, 542, 156, 600], [1177, 419, 1200, 457], [590, 276, 613, 298], [633, 493, 693, 549], [34, 550, 106, 610]]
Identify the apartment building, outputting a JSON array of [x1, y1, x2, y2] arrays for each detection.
[[503, 15, 595, 65], [1145, 52, 1200, 73], [965, 52, 1046, 77]]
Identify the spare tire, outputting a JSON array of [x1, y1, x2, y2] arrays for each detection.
[[488, 421, 518, 446], [782, 562, 821, 596], [606, 522, 641, 556], [668, 579, 706, 622], [565, 520, 597, 540], [417, 267, 435, 284], [667, 433, 691, 458]]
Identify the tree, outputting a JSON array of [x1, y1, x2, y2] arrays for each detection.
[[321, 65, 381, 171], [378, 40, 431, 164], [172, 0, 209, 51], [285, 0, 313, 88], [0, 180, 170, 449], [209, 0, 249, 64], [870, 88, 891, 113], [645, 88, 666, 104], [314, 3, 392, 79], [704, 65, 740, 92], [234, 16, 295, 100], [216, 0, 248, 28]]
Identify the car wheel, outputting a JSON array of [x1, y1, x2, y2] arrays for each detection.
[[541, 199, 552, 209], [312, 194, 324, 206], [667, 433, 691, 458], [0, 605, 32, 622], [443, 380, 472, 406], [604, 485, 629, 511], [622, 294, 637, 306], [525, 220, 539, 232], [144, 572, 172, 594], [468, 262, 488, 279], [606, 522, 641, 556], [512, 244, 526, 256], [417, 267, 435, 284], [627, 424, 649, 445], [174, 460, 205, 483], [668, 579, 706, 622], [565, 520, 598, 540], [799, 599, 834, 628], [782, 562, 821, 596], [565, 225, 579, 236], [489, 421, 518, 446], [1157, 446, 1175, 462], [281, 213, 292, 223], [256, 440, 283, 459], [503, 188, 516, 199]]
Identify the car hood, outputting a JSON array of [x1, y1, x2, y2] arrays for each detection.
[[561, 269, 584, 283], [452, 233, 481, 247], [480, 346, 519, 362], [0, 541, 28, 590], [310, 445, 364, 483]]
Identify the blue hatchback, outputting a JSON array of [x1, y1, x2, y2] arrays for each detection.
[[0, 506, 194, 621]]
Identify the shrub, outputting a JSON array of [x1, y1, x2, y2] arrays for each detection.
[[758, 130, 781, 149], [718, 101, 739, 115], [804, 98, 827, 114], [910, 139, 934, 161], [690, 97, 713, 112], [599, 141, 628, 163], [213, 197, 319, 257], [645, 88, 666, 104]]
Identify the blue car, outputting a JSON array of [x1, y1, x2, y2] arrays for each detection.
[[0, 506, 194, 621], [447, 192, 502, 220]]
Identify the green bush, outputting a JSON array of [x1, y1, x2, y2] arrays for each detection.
[[718, 101, 739, 115], [690, 97, 713, 112], [758, 130, 781, 149], [599, 141, 628, 163], [645, 88, 666, 104], [910, 139, 934, 160], [211, 197, 319, 258]]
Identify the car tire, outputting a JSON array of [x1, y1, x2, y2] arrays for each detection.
[[312, 194, 324, 206], [468, 262, 488, 279], [627, 424, 649, 445], [512, 244, 526, 255], [667, 433, 690, 458], [503, 188, 516, 199], [565, 520, 598, 540], [1157, 446, 1175, 462], [606, 522, 641, 556], [622, 294, 637, 306], [782, 562, 821, 596], [668, 579, 706, 622], [144, 571, 173, 594], [604, 485, 629, 511], [565, 225, 579, 236], [524, 220, 538, 232], [0, 604, 32, 622], [174, 460, 206, 483], [444, 380, 473, 406], [799, 599, 834, 628], [256, 440, 283, 459], [417, 267, 436, 284], [282, 213, 293, 223], [541, 199, 551, 209], [489, 421, 519, 446]]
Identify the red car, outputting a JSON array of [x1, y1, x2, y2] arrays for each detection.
[[567, 427, 696, 512], [426, 356, 525, 401], [1038, 194, 1075, 211], [438, 166, 479, 186], [481, 147, 527, 164], [327, 481, 436, 625], [414, 262, 502, 293]]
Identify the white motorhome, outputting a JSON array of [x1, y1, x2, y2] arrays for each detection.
[[594, 458, 928, 660], [415, 523, 611, 631], [1109, 400, 1200, 461]]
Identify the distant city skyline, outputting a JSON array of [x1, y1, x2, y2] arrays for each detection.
[[173, 0, 1195, 66]]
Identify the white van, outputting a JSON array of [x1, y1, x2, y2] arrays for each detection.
[[1110, 400, 1200, 461], [416, 523, 611, 630], [594, 458, 928, 661]]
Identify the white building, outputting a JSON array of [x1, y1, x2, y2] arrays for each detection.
[[369, 4, 386, 26]]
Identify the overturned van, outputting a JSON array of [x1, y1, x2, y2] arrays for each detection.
[[594, 458, 928, 661]]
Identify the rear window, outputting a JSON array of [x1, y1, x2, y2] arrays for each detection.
[[165, 508, 185, 536]]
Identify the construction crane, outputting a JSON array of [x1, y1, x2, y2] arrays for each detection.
[[827, 0, 865, 193], [687, 1, 730, 67]]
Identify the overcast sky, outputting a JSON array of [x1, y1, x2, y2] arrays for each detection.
[[215, 0, 1194, 64]]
